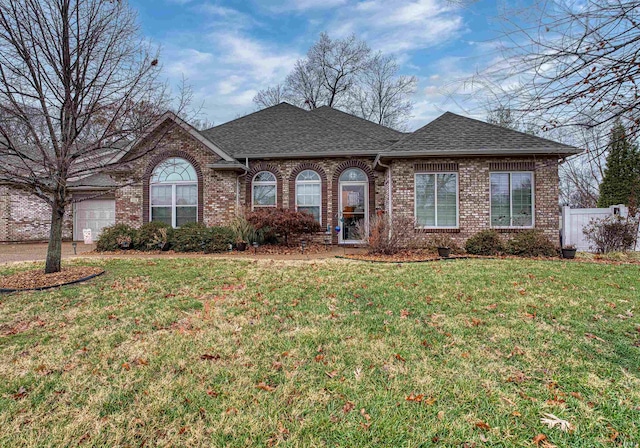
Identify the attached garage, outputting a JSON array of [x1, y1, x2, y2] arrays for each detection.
[[73, 199, 115, 241]]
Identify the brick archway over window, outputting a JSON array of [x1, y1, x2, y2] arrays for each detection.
[[332, 160, 376, 244], [143, 150, 204, 224], [245, 163, 283, 209], [289, 163, 328, 225]]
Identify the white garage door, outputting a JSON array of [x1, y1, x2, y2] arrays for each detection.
[[74, 199, 116, 241]]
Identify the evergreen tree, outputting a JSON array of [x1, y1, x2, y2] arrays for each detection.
[[597, 121, 640, 210]]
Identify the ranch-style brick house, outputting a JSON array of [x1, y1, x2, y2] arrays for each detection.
[[0, 102, 580, 246]]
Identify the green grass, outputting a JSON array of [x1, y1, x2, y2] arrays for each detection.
[[0, 257, 639, 447]]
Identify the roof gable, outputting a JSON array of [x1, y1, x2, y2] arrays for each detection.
[[119, 111, 235, 163], [202, 102, 389, 158], [385, 112, 580, 156]]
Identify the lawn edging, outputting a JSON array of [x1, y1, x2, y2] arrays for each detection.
[[0, 270, 105, 294]]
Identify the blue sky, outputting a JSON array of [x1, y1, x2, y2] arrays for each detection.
[[130, 0, 511, 130]]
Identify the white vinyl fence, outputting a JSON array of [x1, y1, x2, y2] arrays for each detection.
[[561, 204, 638, 251]]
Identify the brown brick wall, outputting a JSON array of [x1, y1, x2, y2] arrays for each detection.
[[241, 157, 383, 241], [114, 121, 240, 229], [390, 156, 560, 246], [0, 186, 73, 242]]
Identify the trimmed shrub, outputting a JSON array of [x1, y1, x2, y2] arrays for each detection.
[[247, 208, 322, 245], [170, 223, 212, 252], [583, 215, 638, 253], [506, 230, 558, 257], [168, 223, 235, 253], [135, 221, 173, 251], [465, 229, 504, 255], [424, 234, 463, 255], [207, 226, 235, 253], [96, 224, 138, 252]]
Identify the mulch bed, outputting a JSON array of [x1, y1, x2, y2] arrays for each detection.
[[95, 243, 331, 256], [0, 266, 105, 291], [339, 250, 470, 263]]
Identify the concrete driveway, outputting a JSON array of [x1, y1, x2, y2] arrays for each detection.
[[0, 242, 96, 264]]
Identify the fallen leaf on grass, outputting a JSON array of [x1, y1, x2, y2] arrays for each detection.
[[475, 421, 491, 431], [584, 333, 605, 342], [12, 386, 27, 400], [121, 362, 130, 371], [325, 370, 338, 378], [256, 382, 276, 392], [532, 434, 547, 446], [200, 354, 220, 361], [394, 353, 406, 362], [540, 413, 574, 432], [343, 401, 355, 413]]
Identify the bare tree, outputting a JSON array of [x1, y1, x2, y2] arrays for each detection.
[[347, 53, 416, 130], [253, 33, 416, 130], [284, 60, 326, 110], [252, 84, 290, 110], [475, 0, 640, 151], [308, 33, 371, 109], [0, 0, 171, 273]]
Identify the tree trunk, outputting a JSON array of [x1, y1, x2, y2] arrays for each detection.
[[45, 200, 66, 274]]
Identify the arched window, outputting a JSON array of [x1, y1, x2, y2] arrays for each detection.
[[150, 158, 197, 227], [296, 170, 321, 223], [252, 171, 277, 209], [339, 168, 368, 182]]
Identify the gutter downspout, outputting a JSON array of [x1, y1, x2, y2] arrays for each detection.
[[236, 158, 250, 214], [374, 155, 392, 220]]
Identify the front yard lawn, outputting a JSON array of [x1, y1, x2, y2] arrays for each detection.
[[1, 258, 639, 446]]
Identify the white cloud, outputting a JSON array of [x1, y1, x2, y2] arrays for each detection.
[[165, 49, 213, 79], [258, 0, 348, 13], [161, 32, 300, 125], [328, 0, 464, 54], [197, 3, 260, 30]]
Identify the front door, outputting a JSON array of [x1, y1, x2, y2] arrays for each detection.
[[339, 182, 368, 243]]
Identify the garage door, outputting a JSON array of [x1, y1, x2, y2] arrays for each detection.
[[74, 199, 116, 241]]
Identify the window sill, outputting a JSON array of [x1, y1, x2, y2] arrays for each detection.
[[414, 228, 460, 233], [492, 227, 535, 233]]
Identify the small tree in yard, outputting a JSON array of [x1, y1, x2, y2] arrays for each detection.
[[597, 121, 640, 210], [0, 0, 171, 273], [246, 208, 322, 245]]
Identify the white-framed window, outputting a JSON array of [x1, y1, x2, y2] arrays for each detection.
[[490, 172, 534, 228], [414, 172, 459, 228], [295, 169, 321, 223], [252, 171, 277, 209], [150, 157, 198, 228]]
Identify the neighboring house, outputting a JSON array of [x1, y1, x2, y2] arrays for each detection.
[[0, 102, 580, 245]]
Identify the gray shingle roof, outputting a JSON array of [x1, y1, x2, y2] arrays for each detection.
[[383, 112, 581, 157], [68, 173, 117, 189], [309, 106, 405, 142], [201, 102, 388, 158]]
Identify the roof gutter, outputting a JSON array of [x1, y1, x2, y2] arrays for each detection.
[[234, 151, 380, 159], [377, 148, 582, 159]]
